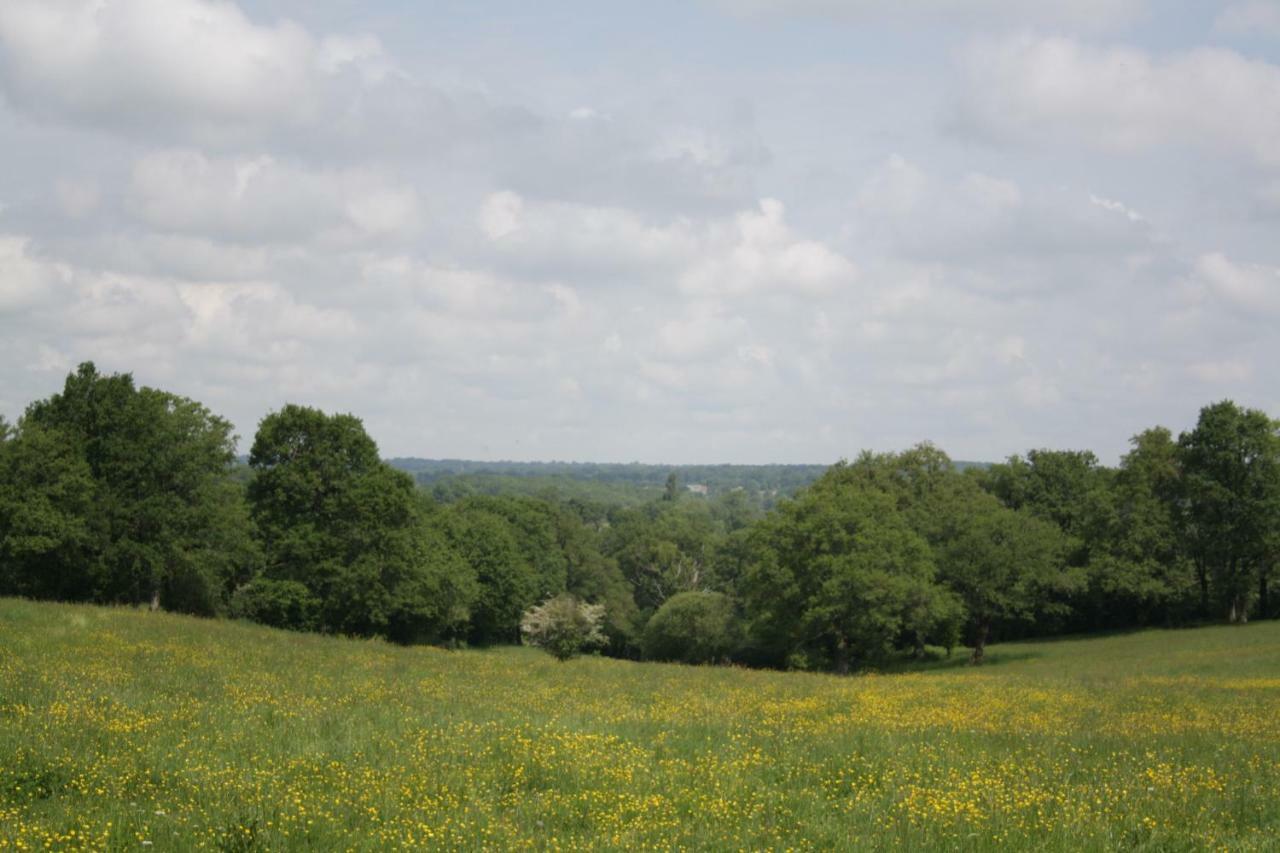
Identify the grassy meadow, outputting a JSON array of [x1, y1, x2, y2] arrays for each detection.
[[2, 598, 1279, 851]]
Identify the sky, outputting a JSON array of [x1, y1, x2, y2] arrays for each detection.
[[1, 0, 1278, 464]]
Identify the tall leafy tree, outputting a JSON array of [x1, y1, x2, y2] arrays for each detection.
[[742, 468, 949, 673], [15, 363, 256, 613], [443, 504, 537, 644], [937, 495, 1074, 662], [248, 405, 475, 641], [1177, 401, 1280, 623], [1089, 428, 1197, 626], [0, 421, 95, 600]]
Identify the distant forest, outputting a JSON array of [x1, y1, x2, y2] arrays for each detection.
[[387, 458, 992, 508], [3, 363, 1278, 672]]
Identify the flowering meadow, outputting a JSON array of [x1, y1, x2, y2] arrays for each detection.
[[2, 598, 1278, 851]]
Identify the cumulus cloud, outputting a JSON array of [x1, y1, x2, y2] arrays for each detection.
[[713, 0, 1146, 30], [475, 192, 855, 297], [679, 199, 857, 296], [0, 236, 66, 312], [1194, 252, 1280, 316], [0, 0, 1276, 465], [476, 191, 699, 280], [0, 0, 332, 135], [848, 156, 1153, 275], [1214, 2, 1280, 39], [128, 150, 420, 243], [952, 35, 1280, 166]]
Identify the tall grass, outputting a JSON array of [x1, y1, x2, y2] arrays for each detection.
[[2, 598, 1278, 850]]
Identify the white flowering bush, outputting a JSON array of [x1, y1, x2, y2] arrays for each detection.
[[520, 594, 606, 661]]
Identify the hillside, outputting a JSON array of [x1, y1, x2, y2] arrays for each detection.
[[2, 599, 1278, 850]]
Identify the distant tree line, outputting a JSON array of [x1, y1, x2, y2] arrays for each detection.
[[1, 363, 1277, 669]]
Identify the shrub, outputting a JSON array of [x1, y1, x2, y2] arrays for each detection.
[[230, 579, 319, 631], [520, 594, 606, 661], [642, 591, 741, 664]]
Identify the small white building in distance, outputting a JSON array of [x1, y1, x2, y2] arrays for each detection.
[[686, 483, 709, 496]]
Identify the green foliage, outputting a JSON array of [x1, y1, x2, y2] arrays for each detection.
[[642, 590, 741, 664], [5, 362, 1279, 667], [229, 578, 319, 631], [743, 467, 947, 672], [1087, 428, 1199, 626], [938, 496, 1077, 661], [5, 363, 257, 614], [0, 422, 95, 601], [247, 405, 475, 642], [443, 504, 537, 644], [604, 500, 722, 614], [1177, 401, 1280, 622], [519, 593, 606, 661]]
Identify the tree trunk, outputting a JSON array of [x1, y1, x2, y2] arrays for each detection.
[[149, 589, 161, 612], [834, 633, 850, 675], [1197, 562, 1209, 619], [969, 620, 990, 665], [1228, 593, 1248, 624]]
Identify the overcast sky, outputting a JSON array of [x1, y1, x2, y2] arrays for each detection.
[[1, 0, 1278, 464]]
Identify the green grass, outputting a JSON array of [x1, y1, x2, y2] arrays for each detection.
[[2, 598, 1278, 850]]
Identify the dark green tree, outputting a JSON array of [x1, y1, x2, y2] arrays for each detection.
[[443, 503, 537, 644], [0, 421, 95, 600], [742, 469, 947, 673], [248, 405, 475, 641], [1088, 428, 1198, 626], [642, 590, 741, 664], [16, 363, 257, 614], [937, 495, 1075, 663], [1177, 401, 1280, 623]]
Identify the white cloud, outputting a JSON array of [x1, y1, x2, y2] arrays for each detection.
[[953, 35, 1280, 166], [713, 0, 1146, 30], [657, 302, 748, 360], [1214, 2, 1280, 38], [476, 191, 699, 279], [1187, 358, 1253, 383], [0, 0, 334, 133], [1195, 252, 1280, 315], [679, 199, 857, 296], [1, 2, 1277, 465], [849, 155, 1150, 271], [128, 150, 419, 243], [1089, 194, 1145, 223], [0, 237, 67, 312], [54, 178, 101, 218]]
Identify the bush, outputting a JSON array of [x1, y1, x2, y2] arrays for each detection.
[[642, 591, 741, 664], [520, 594, 606, 661], [230, 579, 319, 631]]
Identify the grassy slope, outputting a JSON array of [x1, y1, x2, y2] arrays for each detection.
[[2, 599, 1278, 851]]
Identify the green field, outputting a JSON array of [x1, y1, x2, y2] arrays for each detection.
[[2, 599, 1278, 851]]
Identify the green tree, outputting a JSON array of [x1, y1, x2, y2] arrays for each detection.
[[248, 405, 475, 642], [642, 590, 741, 664], [938, 495, 1074, 663], [1177, 401, 1280, 623], [443, 503, 537, 644], [17, 363, 257, 614], [1088, 428, 1198, 626], [603, 500, 722, 614], [0, 421, 95, 600], [742, 469, 946, 673]]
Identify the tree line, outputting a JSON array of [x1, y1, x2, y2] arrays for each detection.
[[1, 363, 1277, 669]]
